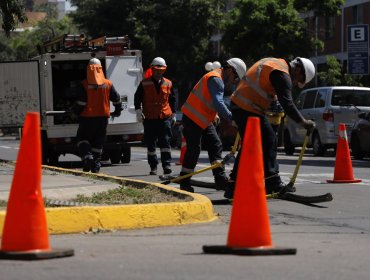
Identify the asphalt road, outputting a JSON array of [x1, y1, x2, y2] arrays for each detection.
[[1, 137, 370, 280]]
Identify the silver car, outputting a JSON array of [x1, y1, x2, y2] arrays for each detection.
[[284, 86, 370, 156]]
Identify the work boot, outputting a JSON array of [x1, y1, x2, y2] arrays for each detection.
[[179, 172, 194, 193], [163, 166, 172, 175], [150, 167, 157, 175], [82, 157, 93, 172], [223, 180, 235, 199], [214, 176, 229, 191], [266, 181, 295, 195]]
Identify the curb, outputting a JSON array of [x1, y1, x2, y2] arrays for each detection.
[[0, 165, 217, 235]]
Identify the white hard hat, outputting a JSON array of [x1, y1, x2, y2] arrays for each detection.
[[151, 57, 167, 69], [212, 61, 221, 69], [205, 62, 213, 72], [89, 58, 101, 65], [226, 58, 247, 79], [296, 57, 315, 86]]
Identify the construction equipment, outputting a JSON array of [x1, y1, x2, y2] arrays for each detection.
[[0, 34, 143, 166], [160, 133, 240, 185]]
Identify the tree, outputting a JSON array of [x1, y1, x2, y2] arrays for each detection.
[[69, 0, 223, 104], [221, 0, 314, 64], [318, 55, 363, 87], [317, 55, 341, 86], [0, 15, 78, 61], [294, 0, 344, 17], [0, 0, 27, 36]]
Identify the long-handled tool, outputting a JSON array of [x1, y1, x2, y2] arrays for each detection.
[[266, 127, 333, 204], [286, 128, 312, 190], [160, 133, 240, 185]]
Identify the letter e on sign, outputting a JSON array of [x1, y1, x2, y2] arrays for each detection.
[[351, 27, 365, 41]]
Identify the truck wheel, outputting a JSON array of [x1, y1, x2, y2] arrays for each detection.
[[110, 151, 122, 164], [48, 152, 59, 166], [121, 145, 131, 163]]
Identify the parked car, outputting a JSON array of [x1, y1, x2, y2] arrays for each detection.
[[284, 86, 370, 156], [350, 112, 370, 160]]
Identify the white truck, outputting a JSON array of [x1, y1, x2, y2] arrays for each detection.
[[0, 34, 143, 165]]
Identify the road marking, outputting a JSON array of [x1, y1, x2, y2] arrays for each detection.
[[0, 146, 11, 149]]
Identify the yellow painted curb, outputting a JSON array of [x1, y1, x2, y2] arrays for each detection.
[[0, 165, 217, 235]]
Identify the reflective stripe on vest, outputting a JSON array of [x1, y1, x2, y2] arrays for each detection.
[[80, 80, 112, 117], [142, 78, 173, 119], [181, 69, 220, 129], [231, 58, 289, 115]]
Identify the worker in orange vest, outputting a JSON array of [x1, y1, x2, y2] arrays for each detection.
[[75, 58, 122, 173], [134, 57, 177, 175], [226, 57, 316, 199], [179, 58, 247, 193]]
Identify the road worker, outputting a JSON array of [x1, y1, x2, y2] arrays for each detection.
[[179, 58, 247, 193], [226, 57, 316, 199], [134, 57, 177, 175], [75, 58, 122, 173]]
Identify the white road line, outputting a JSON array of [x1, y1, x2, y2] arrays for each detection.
[[0, 146, 11, 149]]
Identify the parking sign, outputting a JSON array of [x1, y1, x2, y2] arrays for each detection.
[[347, 24, 369, 75]]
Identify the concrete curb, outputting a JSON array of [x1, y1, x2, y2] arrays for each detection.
[[0, 165, 217, 235]]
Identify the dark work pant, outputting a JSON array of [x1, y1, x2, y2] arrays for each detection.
[[77, 117, 108, 171], [230, 108, 282, 187], [181, 115, 225, 179], [143, 118, 172, 169]]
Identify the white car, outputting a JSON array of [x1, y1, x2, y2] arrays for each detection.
[[284, 86, 370, 156]]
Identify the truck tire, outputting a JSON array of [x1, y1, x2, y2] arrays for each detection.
[[121, 145, 131, 163], [110, 150, 122, 164]]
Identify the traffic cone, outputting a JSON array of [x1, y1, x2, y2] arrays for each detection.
[[327, 123, 362, 183], [176, 133, 187, 165], [203, 117, 296, 255], [0, 112, 74, 260]]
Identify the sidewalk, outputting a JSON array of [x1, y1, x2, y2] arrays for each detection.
[[0, 162, 216, 234]]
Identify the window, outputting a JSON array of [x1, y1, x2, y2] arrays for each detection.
[[331, 89, 370, 106], [303, 90, 317, 109], [352, 5, 364, 24], [325, 16, 336, 39], [315, 90, 326, 108]]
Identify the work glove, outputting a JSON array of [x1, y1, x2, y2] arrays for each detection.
[[111, 104, 123, 118], [171, 114, 176, 126], [213, 115, 220, 126], [231, 120, 238, 129], [136, 109, 144, 122], [300, 119, 316, 130]]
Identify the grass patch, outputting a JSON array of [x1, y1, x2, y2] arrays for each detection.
[[71, 185, 192, 205], [0, 200, 7, 208]]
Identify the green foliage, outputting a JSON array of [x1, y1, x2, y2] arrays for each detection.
[[222, 0, 314, 63], [318, 55, 363, 87], [0, 16, 79, 60], [70, 0, 223, 100], [318, 55, 341, 86], [294, 0, 344, 16], [0, 0, 27, 36]]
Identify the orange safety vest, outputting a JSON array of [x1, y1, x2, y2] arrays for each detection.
[[181, 69, 221, 129], [231, 58, 289, 115], [142, 77, 173, 119], [80, 79, 112, 117]]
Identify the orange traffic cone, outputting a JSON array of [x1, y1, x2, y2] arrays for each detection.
[[203, 117, 296, 255], [327, 123, 361, 183], [176, 133, 187, 165], [0, 112, 74, 260]]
